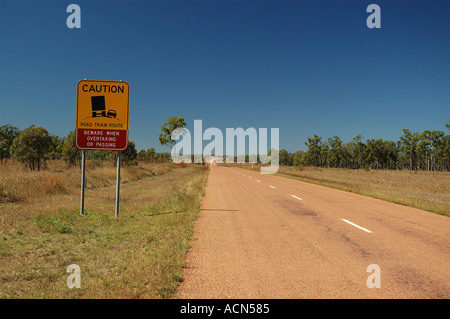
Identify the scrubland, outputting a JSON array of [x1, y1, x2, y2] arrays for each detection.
[[0, 160, 208, 298]]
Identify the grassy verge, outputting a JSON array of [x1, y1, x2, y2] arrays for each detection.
[[231, 163, 450, 217], [0, 161, 209, 298]]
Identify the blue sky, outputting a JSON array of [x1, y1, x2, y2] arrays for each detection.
[[1, 0, 449, 152]]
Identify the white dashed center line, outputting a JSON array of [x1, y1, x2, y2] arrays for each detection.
[[340, 219, 373, 233], [291, 195, 303, 201]]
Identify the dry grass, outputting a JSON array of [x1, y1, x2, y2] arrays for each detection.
[[237, 163, 450, 217], [0, 160, 175, 203], [0, 160, 209, 298]]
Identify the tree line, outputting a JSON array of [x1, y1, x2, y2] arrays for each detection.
[[0, 120, 182, 171], [2, 120, 449, 171], [0, 124, 145, 170], [278, 124, 450, 171], [156, 116, 450, 171]]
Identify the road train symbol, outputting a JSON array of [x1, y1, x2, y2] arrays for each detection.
[[91, 96, 117, 119]]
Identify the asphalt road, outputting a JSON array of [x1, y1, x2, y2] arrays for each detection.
[[176, 166, 450, 298]]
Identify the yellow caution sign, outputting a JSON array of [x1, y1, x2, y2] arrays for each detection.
[[76, 79, 130, 150]]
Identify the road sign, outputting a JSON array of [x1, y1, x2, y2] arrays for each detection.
[[76, 79, 130, 151]]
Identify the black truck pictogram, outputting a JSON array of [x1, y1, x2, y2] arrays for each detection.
[[91, 96, 117, 118]]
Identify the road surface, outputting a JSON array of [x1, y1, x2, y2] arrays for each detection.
[[176, 166, 450, 298]]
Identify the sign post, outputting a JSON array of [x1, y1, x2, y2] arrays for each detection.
[[115, 151, 121, 218], [80, 150, 86, 215], [75, 79, 130, 217]]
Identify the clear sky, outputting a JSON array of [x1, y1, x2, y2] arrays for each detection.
[[1, 0, 449, 152]]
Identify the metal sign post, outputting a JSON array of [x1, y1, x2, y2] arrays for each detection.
[[115, 151, 121, 218], [80, 150, 86, 215]]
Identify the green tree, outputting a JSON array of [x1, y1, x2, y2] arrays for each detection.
[[294, 129, 448, 171], [62, 131, 82, 167], [304, 134, 322, 167], [417, 131, 432, 170], [137, 149, 147, 161], [326, 136, 344, 168], [381, 140, 399, 169], [366, 139, 392, 169], [292, 150, 304, 166], [121, 140, 138, 166], [399, 128, 419, 170], [439, 134, 450, 171], [48, 134, 65, 160], [10, 125, 52, 171], [159, 117, 187, 151], [137, 147, 157, 162], [346, 135, 366, 169], [146, 147, 156, 162], [428, 130, 445, 171], [279, 149, 293, 166], [0, 124, 19, 164], [88, 150, 111, 167]]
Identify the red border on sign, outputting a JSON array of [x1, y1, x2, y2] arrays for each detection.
[[76, 128, 129, 151]]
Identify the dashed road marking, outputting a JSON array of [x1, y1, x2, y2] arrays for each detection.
[[341, 219, 373, 233]]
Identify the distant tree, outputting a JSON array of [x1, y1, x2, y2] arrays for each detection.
[[303, 134, 322, 167], [279, 149, 293, 166], [326, 136, 344, 168], [48, 134, 65, 160], [137, 147, 157, 162], [399, 128, 419, 170], [440, 135, 450, 171], [292, 150, 304, 166], [416, 130, 445, 171], [345, 135, 366, 169], [121, 140, 137, 166], [368, 139, 398, 170], [159, 117, 187, 156], [87, 150, 111, 167], [294, 128, 448, 171], [88, 150, 110, 160], [146, 147, 156, 161], [137, 149, 147, 161], [10, 125, 52, 171], [154, 152, 171, 163], [62, 131, 82, 167], [428, 130, 445, 171], [0, 124, 19, 164], [445, 119, 450, 131]]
